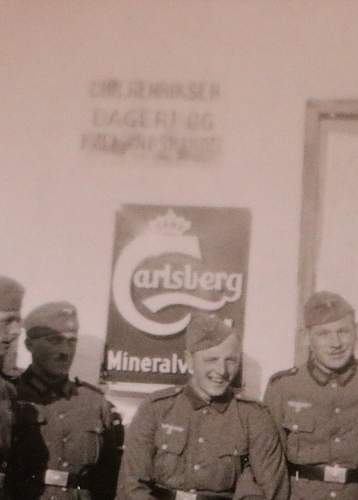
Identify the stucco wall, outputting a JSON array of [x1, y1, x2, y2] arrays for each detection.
[[2, 1, 358, 407]]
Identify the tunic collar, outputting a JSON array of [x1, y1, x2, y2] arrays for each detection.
[[184, 384, 234, 412], [22, 366, 76, 398], [307, 356, 357, 386]]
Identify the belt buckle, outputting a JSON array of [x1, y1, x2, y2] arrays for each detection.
[[324, 465, 347, 484], [44, 469, 69, 487], [175, 491, 197, 500]]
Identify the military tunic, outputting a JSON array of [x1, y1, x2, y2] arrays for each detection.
[[7, 368, 123, 500], [264, 358, 358, 500], [0, 375, 16, 500], [117, 385, 289, 500]]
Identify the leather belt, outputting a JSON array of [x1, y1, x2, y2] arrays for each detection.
[[288, 463, 358, 484], [40, 468, 90, 489], [151, 485, 233, 500]]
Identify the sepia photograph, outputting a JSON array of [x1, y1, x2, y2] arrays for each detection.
[[2, 1, 358, 499]]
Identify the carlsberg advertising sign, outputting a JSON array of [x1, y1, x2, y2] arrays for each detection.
[[103, 205, 250, 385]]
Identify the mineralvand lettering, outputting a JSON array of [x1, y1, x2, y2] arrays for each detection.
[[107, 351, 187, 374]]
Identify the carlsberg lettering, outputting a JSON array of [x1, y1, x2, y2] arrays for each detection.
[[133, 263, 241, 293], [112, 210, 243, 336]]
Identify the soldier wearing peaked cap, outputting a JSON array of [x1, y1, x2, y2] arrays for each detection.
[[117, 312, 289, 500], [6, 301, 124, 500], [0, 276, 24, 498], [264, 291, 358, 500]]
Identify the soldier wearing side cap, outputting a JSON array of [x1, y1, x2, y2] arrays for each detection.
[[6, 301, 123, 500], [0, 276, 24, 498], [264, 291, 358, 500], [117, 312, 289, 500]]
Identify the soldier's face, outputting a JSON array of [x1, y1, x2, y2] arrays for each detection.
[[0, 310, 21, 361], [26, 331, 78, 380], [186, 334, 241, 399], [309, 313, 357, 372]]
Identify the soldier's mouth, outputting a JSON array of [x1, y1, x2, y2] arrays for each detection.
[[209, 377, 226, 385]]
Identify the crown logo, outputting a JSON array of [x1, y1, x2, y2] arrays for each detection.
[[148, 209, 191, 236]]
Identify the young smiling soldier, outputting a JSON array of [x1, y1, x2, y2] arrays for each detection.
[[117, 312, 289, 500], [264, 291, 358, 500]]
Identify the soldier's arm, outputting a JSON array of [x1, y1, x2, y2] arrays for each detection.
[[263, 379, 286, 447], [116, 399, 157, 500], [91, 399, 124, 500], [245, 404, 289, 500]]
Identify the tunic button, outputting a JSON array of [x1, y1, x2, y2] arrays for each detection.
[[198, 437, 204, 444], [331, 382, 337, 389], [161, 444, 168, 450], [202, 409, 208, 415], [292, 424, 299, 431], [193, 464, 200, 471], [330, 492, 337, 498], [334, 437, 341, 443], [334, 408, 341, 414], [62, 437, 68, 443], [62, 461, 69, 468], [58, 413, 65, 419]]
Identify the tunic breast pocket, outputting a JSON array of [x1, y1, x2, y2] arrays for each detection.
[[196, 438, 246, 491], [216, 441, 245, 488], [154, 424, 187, 482], [282, 408, 320, 463]]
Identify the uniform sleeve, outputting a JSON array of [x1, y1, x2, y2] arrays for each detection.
[[91, 398, 124, 500], [263, 381, 286, 447], [245, 405, 289, 500], [233, 466, 265, 500], [0, 382, 14, 463], [116, 399, 158, 500]]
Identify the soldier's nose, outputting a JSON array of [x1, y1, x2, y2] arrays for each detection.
[[215, 360, 227, 376], [329, 331, 342, 347]]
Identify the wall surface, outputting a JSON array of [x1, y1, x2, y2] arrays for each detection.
[[2, 1, 358, 402]]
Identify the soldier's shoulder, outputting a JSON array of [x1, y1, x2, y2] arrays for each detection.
[[75, 377, 105, 396], [267, 366, 299, 385], [234, 392, 265, 409], [148, 385, 184, 402]]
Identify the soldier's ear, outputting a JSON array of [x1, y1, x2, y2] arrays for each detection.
[[25, 336, 34, 353], [184, 350, 194, 375], [303, 328, 311, 347]]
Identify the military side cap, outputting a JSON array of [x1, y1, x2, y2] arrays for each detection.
[[304, 291, 354, 328], [186, 312, 239, 353], [0, 276, 24, 312], [25, 301, 79, 338]]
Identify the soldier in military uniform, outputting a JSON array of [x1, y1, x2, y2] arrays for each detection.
[[264, 291, 358, 500], [0, 276, 24, 498], [117, 312, 289, 500], [7, 301, 123, 500]]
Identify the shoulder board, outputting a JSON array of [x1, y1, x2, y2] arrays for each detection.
[[149, 385, 184, 402], [269, 367, 298, 384], [234, 393, 264, 407], [75, 377, 104, 395]]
